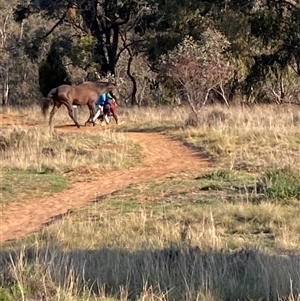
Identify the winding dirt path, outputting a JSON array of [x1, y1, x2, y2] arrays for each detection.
[[0, 114, 210, 243]]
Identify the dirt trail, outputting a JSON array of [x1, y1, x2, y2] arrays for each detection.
[[0, 114, 210, 243]]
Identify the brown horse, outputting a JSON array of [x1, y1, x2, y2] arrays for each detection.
[[42, 81, 120, 128]]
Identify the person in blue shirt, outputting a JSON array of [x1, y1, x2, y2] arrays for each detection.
[[91, 92, 119, 125]]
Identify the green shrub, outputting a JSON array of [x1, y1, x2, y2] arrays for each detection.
[[259, 167, 300, 202], [0, 284, 23, 301]]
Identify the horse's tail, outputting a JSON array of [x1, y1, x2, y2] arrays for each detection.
[[42, 87, 57, 117]]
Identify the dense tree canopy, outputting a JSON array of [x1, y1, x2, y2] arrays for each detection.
[[38, 41, 71, 97], [0, 0, 298, 106]]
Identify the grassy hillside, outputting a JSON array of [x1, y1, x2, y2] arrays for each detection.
[[0, 104, 300, 301]]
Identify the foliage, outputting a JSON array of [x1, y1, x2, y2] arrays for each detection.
[[0, 0, 298, 106], [14, 0, 158, 75], [0, 284, 23, 301], [259, 168, 300, 202], [218, 1, 300, 102], [38, 41, 71, 97], [160, 29, 234, 116], [151, 0, 300, 105], [145, 0, 213, 67], [70, 35, 98, 71]]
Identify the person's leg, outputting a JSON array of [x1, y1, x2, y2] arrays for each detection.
[[103, 104, 111, 124], [110, 102, 119, 124], [92, 105, 103, 123], [104, 114, 110, 124]]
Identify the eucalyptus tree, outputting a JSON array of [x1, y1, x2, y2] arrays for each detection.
[[14, 0, 157, 79], [0, 0, 21, 105], [214, 0, 300, 103], [145, 0, 300, 103]]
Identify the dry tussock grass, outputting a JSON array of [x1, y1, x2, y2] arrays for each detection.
[[1, 103, 300, 301], [119, 103, 299, 173], [174, 104, 300, 172], [0, 125, 139, 173], [2, 225, 300, 301]]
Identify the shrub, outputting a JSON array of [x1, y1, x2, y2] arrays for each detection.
[[38, 41, 71, 97], [259, 167, 300, 202]]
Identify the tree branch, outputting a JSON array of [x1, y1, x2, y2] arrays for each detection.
[[41, 10, 68, 40], [116, 38, 145, 62], [290, 63, 300, 76], [0, 15, 8, 47], [282, 0, 298, 7], [65, 20, 90, 35]]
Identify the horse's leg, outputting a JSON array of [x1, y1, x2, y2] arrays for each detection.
[[84, 104, 93, 126], [49, 102, 61, 129], [86, 103, 96, 126], [65, 103, 81, 128]]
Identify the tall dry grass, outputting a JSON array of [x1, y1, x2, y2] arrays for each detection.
[[0, 125, 140, 173], [1, 103, 300, 301], [173, 104, 300, 173], [1, 219, 300, 301], [0, 103, 104, 127], [2, 171, 300, 301], [120, 105, 190, 128], [120, 103, 299, 173]]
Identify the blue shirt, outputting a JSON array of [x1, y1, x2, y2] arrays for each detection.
[[96, 93, 108, 106]]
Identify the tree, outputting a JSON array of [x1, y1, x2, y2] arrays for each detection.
[[145, 0, 300, 104], [38, 41, 71, 97], [0, 0, 18, 105], [0, 13, 9, 105], [215, 0, 300, 103], [14, 0, 157, 76], [144, 0, 217, 69], [160, 29, 234, 120], [245, 2, 300, 103]]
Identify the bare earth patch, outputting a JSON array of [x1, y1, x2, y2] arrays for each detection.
[[0, 114, 210, 242]]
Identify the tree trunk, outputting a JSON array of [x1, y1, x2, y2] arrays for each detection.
[[82, 0, 109, 75], [127, 56, 137, 105], [2, 72, 9, 105], [107, 23, 119, 76], [229, 69, 238, 103], [279, 80, 285, 103], [95, 41, 109, 75]]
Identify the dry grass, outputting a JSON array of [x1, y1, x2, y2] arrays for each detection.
[[172, 104, 300, 173], [119, 105, 189, 131], [1, 242, 300, 301], [0, 103, 114, 127], [1, 103, 300, 301], [2, 172, 300, 301], [0, 113, 142, 204], [0, 125, 140, 173], [121, 103, 299, 174]]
